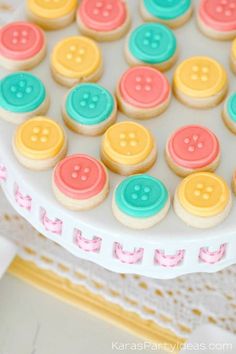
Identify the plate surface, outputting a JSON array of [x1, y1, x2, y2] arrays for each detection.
[[1, 0, 236, 278]]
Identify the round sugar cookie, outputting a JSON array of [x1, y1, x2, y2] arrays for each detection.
[[63, 83, 117, 136], [174, 172, 232, 229], [125, 23, 178, 71], [13, 116, 67, 171], [173, 56, 228, 109], [0, 72, 49, 124], [53, 154, 109, 210], [51, 36, 103, 88], [101, 121, 157, 176], [113, 174, 170, 229], [0, 21, 46, 71], [140, 0, 193, 29], [166, 125, 220, 177], [198, 0, 236, 40], [77, 0, 131, 41], [231, 38, 236, 74], [222, 92, 236, 133], [116, 66, 171, 119], [27, 0, 77, 30]]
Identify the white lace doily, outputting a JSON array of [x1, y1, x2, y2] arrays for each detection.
[[1, 188, 235, 339]]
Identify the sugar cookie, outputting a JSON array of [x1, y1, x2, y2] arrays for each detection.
[[101, 121, 157, 176], [53, 154, 109, 211], [198, 0, 236, 40], [77, 0, 131, 42], [27, 0, 77, 30], [62, 83, 117, 136], [166, 125, 220, 177], [232, 170, 236, 195], [116, 66, 171, 119], [113, 174, 170, 229], [222, 92, 236, 133], [173, 56, 228, 109], [231, 38, 236, 74], [51, 36, 103, 88], [0, 22, 46, 71], [0, 72, 49, 124], [125, 23, 178, 71], [174, 172, 232, 229], [140, 0, 193, 29], [13, 116, 67, 171]]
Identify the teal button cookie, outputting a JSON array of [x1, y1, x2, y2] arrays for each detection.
[[128, 23, 177, 65], [143, 0, 191, 20], [66, 83, 115, 126], [115, 175, 169, 218], [0, 72, 46, 113], [226, 92, 236, 123]]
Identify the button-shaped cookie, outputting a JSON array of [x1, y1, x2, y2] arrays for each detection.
[[117, 66, 171, 119], [174, 172, 232, 228], [13, 116, 67, 170], [0, 72, 49, 124], [51, 36, 103, 88], [222, 92, 236, 133], [77, 0, 130, 41], [53, 154, 109, 210], [173, 56, 228, 108], [63, 83, 117, 136], [113, 174, 170, 229], [231, 38, 236, 74], [198, 0, 236, 40], [166, 125, 220, 176], [27, 0, 77, 30], [101, 121, 157, 176], [141, 0, 193, 29], [0, 22, 46, 71], [125, 23, 178, 71]]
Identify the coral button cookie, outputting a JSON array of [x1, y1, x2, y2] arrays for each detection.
[[198, 0, 236, 40], [113, 174, 170, 229], [0, 72, 49, 124], [13, 116, 67, 171], [53, 154, 109, 211], [222, 92, 236, 133], [63, 83, 117, 136], [51, 36, 103, 88], [173, 56, 228, 109], [174, 172, 232, 229], [166, 125, 220, 177], [116, 66, 171, 119], [231, 38, 236, 74], [125, 23, 178, 71], [101, 121, 157, 176], [77, 0, 131, 41], [0, 22, 46, 71], [27, 0, 77, 30], [140, 0, 193, 29]]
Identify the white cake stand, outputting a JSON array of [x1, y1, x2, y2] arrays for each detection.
[[1, 0, 236, 279]]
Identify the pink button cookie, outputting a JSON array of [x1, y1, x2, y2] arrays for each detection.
[[166, 125, 220, 177], [198, 0, 236, 40], [0, 22, 46, 71], [117, 66, 171, 119], [53, 154, 109, 210], [77, 0, 130, 41]]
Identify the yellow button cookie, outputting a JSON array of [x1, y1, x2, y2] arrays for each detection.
[[177, 172, 230, 217], [173, 56, 228, 108], [27, 0, 77, 20], [102, 121, 154, 165], [51, 36, 102, 83], [15, 116, 65, 160], [232, 38, 236, 59]]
